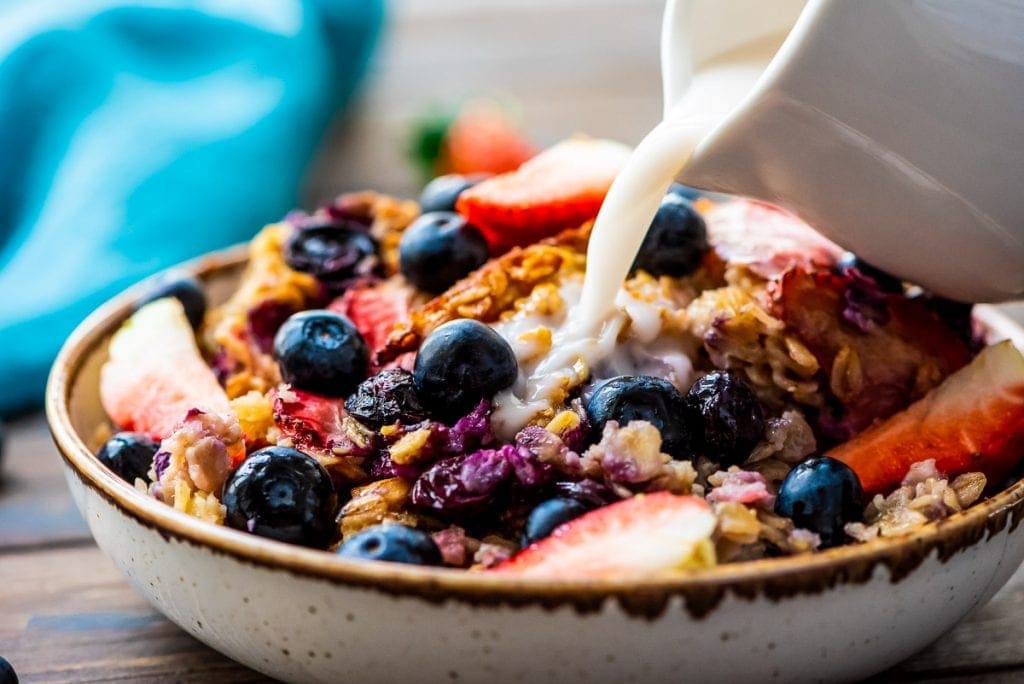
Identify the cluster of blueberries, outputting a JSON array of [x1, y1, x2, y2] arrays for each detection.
[[95, 178, 866, 567]]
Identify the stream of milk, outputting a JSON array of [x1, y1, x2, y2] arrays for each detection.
[[491, 29, 785, 437]]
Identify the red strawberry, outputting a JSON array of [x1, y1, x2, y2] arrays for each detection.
[[704, 199, 844, 279], [832, 340, 1024, 496], [456, 138, 632, 251], [100, 298, 231, 440], [272, 386, 348, 454], [442, 100, 536, 176], [329, 279, 413, 366], [491, 493, 716, 579]]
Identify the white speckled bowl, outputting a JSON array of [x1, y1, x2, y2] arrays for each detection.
[[47, 250, 1024, 683]]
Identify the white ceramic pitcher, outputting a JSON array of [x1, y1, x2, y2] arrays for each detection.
[[665, 0, 1024, 302]]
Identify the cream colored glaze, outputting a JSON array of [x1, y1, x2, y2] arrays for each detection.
[[490, 278, 695, 439], [491, 34, 782, 434]]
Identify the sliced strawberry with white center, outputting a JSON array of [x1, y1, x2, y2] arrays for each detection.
[[704, 199, 844, 279], [491, 492, 716, 579], [329, 279, 413, 367], [456, 137, 632, 251], [100, 298, 231, 440], [832, 340, 1024, 496]]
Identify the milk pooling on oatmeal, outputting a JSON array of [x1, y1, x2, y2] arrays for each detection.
[[490, 26, 785, 437]]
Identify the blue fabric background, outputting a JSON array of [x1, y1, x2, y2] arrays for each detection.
[[0, 0, 384, 415]]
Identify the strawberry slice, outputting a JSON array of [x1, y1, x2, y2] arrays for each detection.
[[271, 386, 348, 454], [329, 279, 414, 366], [831, 341, 1024, 496], [456, 138, 632, 251], [100, 298, 231, 440], [704, 199, 844, 279], [442, 100, 536, 176], [491, 493, 716, 579], [770, 267, 972, 440]]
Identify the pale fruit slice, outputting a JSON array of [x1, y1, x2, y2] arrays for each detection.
[[832, 340, 1024, 496], [100, 298, 231, 439], [491, 492, 717, 579]]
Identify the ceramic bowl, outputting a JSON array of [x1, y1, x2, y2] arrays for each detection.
[[47, 249, 1024, 683]]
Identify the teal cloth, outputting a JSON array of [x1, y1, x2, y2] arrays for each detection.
[[0, 0, 384, 415]]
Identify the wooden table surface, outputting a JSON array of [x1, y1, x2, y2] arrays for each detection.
[[3, 1, 1024, 681]]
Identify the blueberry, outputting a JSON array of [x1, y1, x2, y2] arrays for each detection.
[[585, 375, 696, 459], [273, 310, 369, 397], [223, 446, 338, 548], [96, 432, 160, 484], [632, 193, 709, 278], [667, 182, 704, 202], [135, 271, 206, 329], [413, 319, 518, 423], [337, 524, 442, 565], [774, 456, 864, 548], [836, 252, 903, 293], [522, 497, 589, 546], [284, 223, 376, 283], [685, 370, 765, 466], [0, 656, 16, 684], [345, 368, 428, 429], [418, 174, 484, 213], [399, 212, 490, 294]]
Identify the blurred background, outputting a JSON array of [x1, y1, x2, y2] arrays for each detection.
[[309, 0, 664, 201], [0, 0, 667, 417]]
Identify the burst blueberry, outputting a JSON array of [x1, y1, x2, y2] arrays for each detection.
[[344, 368, 428, 429], [686, 370, 765, 466], [399, 211, 490, 294], [135, 271, 207, 329], [223, 446, 338, 548], [337, 524, 442, 565], [585, 375, 696, 459], [96, 432, 160, 484], [284, 222, 376, 283], [632, 193, 709, 277], [413, 319, 518, 423], [418, 174, 484, 213], [522, 497, 589, 546], [774, 456, 864, 548], [273, 310, 369, 397]]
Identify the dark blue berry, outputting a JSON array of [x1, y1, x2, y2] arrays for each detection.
[[837, 252, 903, 293], [284, 223, 376, 283], [522, 497, 589, 546], [418, 174, 484, 213], [586, 375, 696, 459], [344, 368, 428, 429], [0, 656, 17, 684], [632, 193, 709, 277], [667, 182, 704, 202], [223, 446, 338, 548], [273, 310, 369, 397], [135, 271, 207, 329], [337, 524, 442, 565], [686, 371, 765, 466], [399, 212, 489, 294], [413, 319, 518, 423], [96, 432, 160, 483], [774, 456, 864, 548]]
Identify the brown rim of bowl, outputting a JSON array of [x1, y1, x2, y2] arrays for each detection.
[[45, 245, 1024, 615]]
